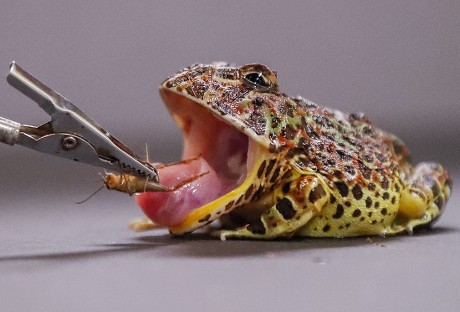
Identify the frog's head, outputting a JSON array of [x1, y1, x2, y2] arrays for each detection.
[[136, 63, 295, 233], [160, 62, 280, 147]]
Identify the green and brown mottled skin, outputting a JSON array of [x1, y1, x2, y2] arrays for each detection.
[[157, 63, 452, 239]]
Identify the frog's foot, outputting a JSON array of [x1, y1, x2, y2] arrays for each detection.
[[216, 176, 329, 240], [128, 217, 163, 232], [395, 162, 452, 233]]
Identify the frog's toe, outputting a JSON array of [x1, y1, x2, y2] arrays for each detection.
[[128, 217, 162, 232]]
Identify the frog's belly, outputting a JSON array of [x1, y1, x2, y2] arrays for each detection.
[[298, 194, 400, 237]]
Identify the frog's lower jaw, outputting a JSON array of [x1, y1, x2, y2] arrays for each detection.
[[136, 91, 264, 231]]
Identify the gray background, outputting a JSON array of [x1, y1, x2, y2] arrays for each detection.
[[0, 1, 459, 311]]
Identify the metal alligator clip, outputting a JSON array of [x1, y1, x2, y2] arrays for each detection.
[[0, 62, 167, 191]]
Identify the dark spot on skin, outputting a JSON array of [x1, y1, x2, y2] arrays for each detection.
[[198, 214, 211, 223], [309, 184, 326, 203], [265, 159, 276, 176], [305, 124, 319, 140], [337, 149, 352, 161], [271, 116, 281, 128], [281, 170, 292, 180], [282, 125, 297, 140], [257, 161, 266, 179], [395, 183, 400, 192], [362, 126, 372, 135], [322, 224, 331, 232], [391, 196, 396, 204], [363, 154, 373, 163], [352, 184, 363, 200], [365, 197, 373, 208], [296, 158, 311, 170], [252, 97, 263, 106], [381, 177, 390, 190], [297, 139, 310, 156], [368, 183, 376, 191], [225, 201, 234, 211], [330, 194, 336, 204], [359, 163, 372, 180], [360, 217, 365, 221], [282, 182, 291, 194], [236, 195, 245, 205], [345, 201, 351, 207], [176, 86, 183, 92], [286, 147, 304, 158], [344, 166, 356, 177], [276, 198, 296, 220], [382, 192, 390, 200], [248, 220, 266, 234], [245, 111, 267, 135], [334, 181, 349, 197], [269, 167, 281, 183], [332, 204, 344, 219], [375, 153, 388, 163], [333, 170, 345, 180], [252, 185, 264, 201], [245, 184, 254, 200], [345, 223, 351, 228], [374, 201, 380, 208], [371, 220, 377, 224], [381, 208, 388, 215], [368, 212, 373, 217], [352, 209, 361, 217]]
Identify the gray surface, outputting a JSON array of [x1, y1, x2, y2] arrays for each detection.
[[0, 1, 459, 311], [0, 170, 459, 312]]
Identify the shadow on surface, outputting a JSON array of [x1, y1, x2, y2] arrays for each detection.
[[135, 225, 457, 258], [0, 226, 455, 262]]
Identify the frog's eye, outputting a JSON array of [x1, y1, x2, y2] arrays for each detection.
[[240, 64, 278, 92], [243, 72, 271, 89]]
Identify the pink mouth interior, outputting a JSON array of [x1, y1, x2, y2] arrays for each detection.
[[136, 91, 255, 226]]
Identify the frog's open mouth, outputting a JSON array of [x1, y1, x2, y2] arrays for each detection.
[[135, 90, 258, 227]]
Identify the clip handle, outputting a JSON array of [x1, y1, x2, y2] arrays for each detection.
[[7, 62, 59, 117], [0, 116, 20, 145]]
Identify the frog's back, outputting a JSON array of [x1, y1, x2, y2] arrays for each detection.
[[271, 97, 404, 236], [274, 96, 401, 184]]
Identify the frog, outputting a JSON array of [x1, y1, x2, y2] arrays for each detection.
[[119, 62, 452, 240]]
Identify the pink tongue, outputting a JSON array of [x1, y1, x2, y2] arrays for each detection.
[[135, 158, 223, 226]]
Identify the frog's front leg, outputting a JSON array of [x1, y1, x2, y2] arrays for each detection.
[[217, 175, 329, 240], [129, 217, 163, 232]]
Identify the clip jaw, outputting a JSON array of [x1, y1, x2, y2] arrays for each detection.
[[0, 62, 166, 191]]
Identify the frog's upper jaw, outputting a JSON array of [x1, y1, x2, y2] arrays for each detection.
[[135, 87, 268, 231]]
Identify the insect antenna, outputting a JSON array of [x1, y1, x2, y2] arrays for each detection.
[[156, 155, 202, 169], [76, 185, 106, 205], [145, 143, 150, 163]]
